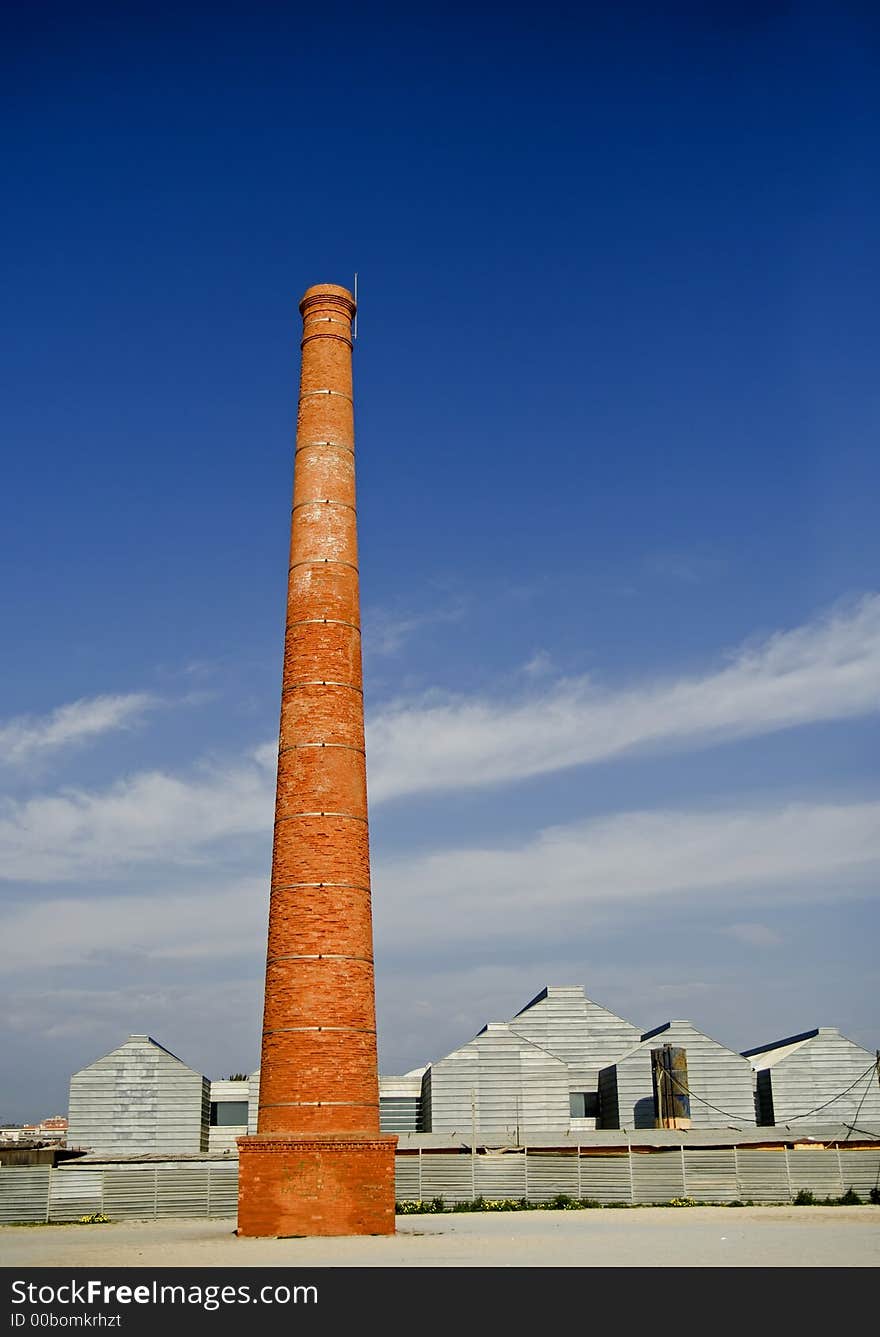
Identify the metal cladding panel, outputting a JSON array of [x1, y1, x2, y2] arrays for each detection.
[[3, 1147, 875, 1215], [755, 1070, 775, 1125], [103, 1167, 159, 1218], [630, 1150, 685, 1204], [206, 1165, 239, 1216], [682, 1150, 739, 1202], [416, 1154, 474, 1204], [247, 1069, 260, 1135], [526, 1153, 580, 1202], [735, 1150, 791, 1203], [426, 1025, 571, 1139], [787, 1150, 844, 1199], [838, 1149, 880, 1196], [0, 1167, 50, 1223], [475, 1153, 527, 1201], [419, 1068, 433, 1133], [47, 1168, 104, 1222], [760, 1031, 880, 1127], [609, 1022, 757, 1129], [394, 1158, 421, 1202], [379, 1096, 422, 1132], [578, 1155, 633, 1205], [156, 1166, 213, 1218], [67, 1037, 209, 1155], [597, 1066, 620, 1130], [207, 1126, 247, 1154], [510, 987, 642, 1072]]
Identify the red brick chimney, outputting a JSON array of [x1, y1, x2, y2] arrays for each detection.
[[237, 283, 397, 1237]]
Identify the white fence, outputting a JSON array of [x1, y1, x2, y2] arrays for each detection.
[[1, 1148, 877, 1223]]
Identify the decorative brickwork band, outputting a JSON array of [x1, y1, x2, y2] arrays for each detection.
[[237, 282, 397, 1238]]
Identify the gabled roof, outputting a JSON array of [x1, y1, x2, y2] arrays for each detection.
[[603, 1019, 752, 1070], [434, 1021, 570, 1069], [77, 1034, 196, 1073], [741, 1028, 821, 1065]]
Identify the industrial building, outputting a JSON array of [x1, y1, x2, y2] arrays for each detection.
[[68, 1036, 246, 1156], [410, 989, 758, 1135], [743, 1027, 880, 1128], [598, 1020, 756, 1129], [65, 991, 879, 1154]]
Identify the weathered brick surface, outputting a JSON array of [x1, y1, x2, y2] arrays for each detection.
[[239, 281, 396, 1236], [269, 814, 371, 885], [283, 621, 362, 687], [237, 1135, 397, 1236], [266, 884, 373, 958], [263, 956, 377, 1029], [280, 681, 364, 749]]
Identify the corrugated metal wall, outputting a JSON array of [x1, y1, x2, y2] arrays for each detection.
[[600, 1022, 757, 1129], [394, 1145, 880, 1206], [1, 1148, 877, 1222], [757, 1032, 880, 1127], [67, 1036, 209, 1155], [427, 1024, 572, 1139], [509, 987, 642, 1130]]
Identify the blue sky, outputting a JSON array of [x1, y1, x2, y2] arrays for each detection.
[[1, 2, 878, 1120]]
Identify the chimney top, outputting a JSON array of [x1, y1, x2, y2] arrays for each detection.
[[299, 282, 356, 318]]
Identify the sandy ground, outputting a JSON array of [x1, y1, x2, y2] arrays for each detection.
[[2, 1207, 878, 1268]]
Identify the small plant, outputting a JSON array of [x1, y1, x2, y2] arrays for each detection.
[[869, 1186, 880, 1205], [76, 1213, 110, 1224], [727, 1200, 744, 1207], [838, 1187, 862, 1205], [394, 1196, 446, 1214], [793, 1189, 815, 1206], [665, 1197, 698, 1208]]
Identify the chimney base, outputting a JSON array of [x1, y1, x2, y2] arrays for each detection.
[[236, 1133, 398, 1237]]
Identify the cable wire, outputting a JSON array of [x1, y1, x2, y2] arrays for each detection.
[[665, 1060, 879, 1126]]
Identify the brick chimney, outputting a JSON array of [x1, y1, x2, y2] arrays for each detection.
[[237, 283, 397, 1237]]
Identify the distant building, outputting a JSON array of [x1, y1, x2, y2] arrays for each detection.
[[207, 1080, 249, 1153], [743, 1027, 880, 1128], [0, 1116, 67, 1146], [377, 1069, 427, 1132], [67, 1035, 208, 1155], [598, 1020, 757, 1129], [408, 986, 646, 1137], [65, 1001, 878, 1154]]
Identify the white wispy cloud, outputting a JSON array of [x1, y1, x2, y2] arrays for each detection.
[[0, 754, 274, 882], [366, 595, 880, 802], [362, 600, 466, 657], [0, 693, 158, 768], [373, 798, 880, 953], [0, 879, 266, 972], [2, 797, 876, 972]]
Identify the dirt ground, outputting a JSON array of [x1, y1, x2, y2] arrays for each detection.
[[2, 1206, 878, 1268]]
